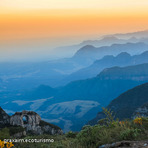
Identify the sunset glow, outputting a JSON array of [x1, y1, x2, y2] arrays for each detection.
[[0, 0, 148, 44]]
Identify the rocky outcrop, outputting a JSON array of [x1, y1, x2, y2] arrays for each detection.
[[99, 141, 148, 148], [39, 120, 63, 135], [10, 110, 62, 135], [12, 131, 27, 138], [133, 103, 148, 118], [10, 111, 41, 132], [0, 108, 62, 135], [0, 107, 10, 128]]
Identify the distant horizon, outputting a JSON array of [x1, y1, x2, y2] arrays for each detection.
[[1, 0, 148, 62], [0, 29, 148, 62]]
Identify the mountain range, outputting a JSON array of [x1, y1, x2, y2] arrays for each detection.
[[106, 30, 148, 39], [1, 30, 148, 132], [53, 29, 148, 58], [61, 50, 148, 84], [1, 63, 148, 131], [1, 42, 148, 91], [72, 42, 148, 66], [53, 36, 139, 58]]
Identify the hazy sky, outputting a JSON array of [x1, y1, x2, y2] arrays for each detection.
[[1, 0, 148, 9], [0, 0, 148, 61], [0, 0, 148, 43]]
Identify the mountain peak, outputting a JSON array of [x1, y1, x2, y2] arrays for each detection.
[[73, 45, 96, 57], [101, 36, 119, 41], [116, 52, 131, 58], [80, 45, 96, 50], [140, 50, 148, 56]]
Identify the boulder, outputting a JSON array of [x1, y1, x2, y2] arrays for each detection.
[[10, 110, 63, 135]]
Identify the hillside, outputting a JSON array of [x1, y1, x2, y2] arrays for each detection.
[[1, 63, 148, 131], [1, 42, 148, 91], [72, 42, 148, 65], [89, 83, 148, 125], [62, 51, 148, 83]]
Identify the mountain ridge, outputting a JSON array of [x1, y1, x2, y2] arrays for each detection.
[[61, 50, 148, 84], [2, 63, 148, 131], [89, 82, 148, 125]]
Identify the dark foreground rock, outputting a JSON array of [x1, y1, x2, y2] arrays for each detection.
[[99, 141, 148, 148], [0, 107, 10, 127]]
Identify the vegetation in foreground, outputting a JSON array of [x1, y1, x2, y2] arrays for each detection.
[[0, 108, 148, 148]]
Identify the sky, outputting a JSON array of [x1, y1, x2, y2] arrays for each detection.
[[0, 0, 148, 61]]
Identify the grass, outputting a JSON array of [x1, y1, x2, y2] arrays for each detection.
[[0, 108, 148, 148]]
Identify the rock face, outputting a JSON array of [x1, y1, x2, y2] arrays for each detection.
[[0, 107, 10, 128], [133, 103, 148, 118], [10, 110, 62, 135], [12, 131, 27, 138], [99, 141, 148, 148]]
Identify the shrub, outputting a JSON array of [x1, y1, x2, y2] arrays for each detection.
[[9, 126, 25, 136], [141, 117, 148, 130], [120, 128, 141, 140], [65, 131, 77, 138], [0, 128, 10, 140], [76, 109, 148, 147], [134, 117, 142, 125]]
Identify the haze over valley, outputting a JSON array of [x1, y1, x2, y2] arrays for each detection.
[[0, 30, 148, 131]]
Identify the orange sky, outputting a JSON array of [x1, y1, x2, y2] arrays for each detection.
[[0, 0, 148, 45]]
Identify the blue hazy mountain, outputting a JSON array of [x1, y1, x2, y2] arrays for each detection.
[[1, 30, 148, 131], [52, 30, 148, 59], [50, 30, 148, 59], [1, 42, 148, 91], [1, 63, 148, 131], [106, 30, 148, 39], [89, 82, 148, 125], [53, 36, 139, 58], [61, 51, 148, 84], [0, 62, 68, 90], [72, 42, 148, 65]]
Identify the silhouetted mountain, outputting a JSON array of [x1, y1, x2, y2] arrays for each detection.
[[108, 30, 148, 39], [52, 36, 139, 58], [62, 51, 148, 83], [21, 85, 57, 100], [2, 42, 148, 91], [89, 83, 148, 125], [2, 63, 148, 131], [0, 62, 68, 91], [53, 30, 148, 59], [72, 42, 148, 65]]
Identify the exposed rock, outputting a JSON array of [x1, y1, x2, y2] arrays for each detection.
[[99, 141, 148, 148], [11, 131, 27, 138], [10, 110, 41, 131], [10, 110, 62, 135], [0, 107, 10, 128], [39, 120, 63, 135], [133, 103, 148, 118], [0, 108, 63, 136]]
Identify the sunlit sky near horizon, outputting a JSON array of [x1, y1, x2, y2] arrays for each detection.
[[0, 0, 148, 61], [0, 0, 148, 43], [0, 0, 148, 9]]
